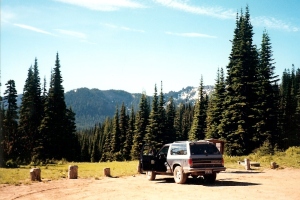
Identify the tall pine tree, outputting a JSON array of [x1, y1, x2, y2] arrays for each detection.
[[18, 58, 43, 162], [131, 93, 149, 160], [2, 80, 19, 161], [144, 85, 161, 149], [39, 53, 73, 160], [165, 97, 176, 143], [254, 30, 280, 151], [219, 7, 259, 155], [189, 76, 207, 140], [206, 68, 226, 139], [123, 105, 135, 160]]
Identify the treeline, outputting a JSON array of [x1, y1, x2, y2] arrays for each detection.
[[1, 6, 300, 166]]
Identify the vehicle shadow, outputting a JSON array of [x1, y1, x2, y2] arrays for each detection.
[[154, 177, 261, 186]]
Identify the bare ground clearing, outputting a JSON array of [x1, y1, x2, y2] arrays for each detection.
[[0, 168, 299, 200]]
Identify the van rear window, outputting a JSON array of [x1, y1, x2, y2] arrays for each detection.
[[190, 143, 220, 155]]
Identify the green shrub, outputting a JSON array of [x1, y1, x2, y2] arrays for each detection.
[[285, 146, 300, 156], [5, 159, 19, 168], [253, 141, 274, 156]]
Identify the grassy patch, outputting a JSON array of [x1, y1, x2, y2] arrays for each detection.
[[224, 146, 300, 169], [0, 161, 139, 185]]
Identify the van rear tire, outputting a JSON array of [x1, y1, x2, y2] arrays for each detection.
[[174, 166, 187, 184]]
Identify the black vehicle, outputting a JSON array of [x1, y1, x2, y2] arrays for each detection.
[[139, 139, 226, 184]]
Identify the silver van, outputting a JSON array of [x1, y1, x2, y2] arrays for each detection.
[[139, 139, 226, 184]]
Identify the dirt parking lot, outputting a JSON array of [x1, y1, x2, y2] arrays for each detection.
[[0, 168, 299, 200]]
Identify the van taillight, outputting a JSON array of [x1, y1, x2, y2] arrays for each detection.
[[222, 158, 224, 166], [188, 158, 193, 166]]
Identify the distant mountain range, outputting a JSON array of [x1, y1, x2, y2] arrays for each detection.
[[64, 86, 214, 129], [13, 86, 214, 130]]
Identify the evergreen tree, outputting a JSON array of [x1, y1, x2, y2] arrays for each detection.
[[174, 102, 193, 141], [110, 106, 122, 160], [123, 105, 135, 160], [2, 80, 19, 161], [295, 70, 300, 145], [100, 118, 113, 162], [189, 76, 207, 140], [144, 85, 161, 149], [174, 102, 184, 141], [158, 82, 167, 144], [64, 107, 78, 160], [0, 97, 4, 167], [279, 66, 299, 148], [18, 58, 43, 162], [219, 7, 259, 155], [255, 30, 280, 151], [90, 125, 100, 162], [39, 53, 72, 160], [77, 131, 90, 161], [206, 68, 226, 139], [165, 97, 176, 143], [131, 93, 149, 160], [119, 103, 129, 155]]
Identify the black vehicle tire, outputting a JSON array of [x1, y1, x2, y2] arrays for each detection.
[[146, 171, 156, 181], [173, 166, 187, 184], [203, 173, 217, 184]]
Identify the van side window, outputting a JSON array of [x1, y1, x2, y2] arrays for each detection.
[[170, 144, 187, 155]]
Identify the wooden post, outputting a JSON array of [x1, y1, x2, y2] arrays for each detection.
[[137, 162, 142, 174], [68, 165, 78, 179], [244, 158, 250, 170], [270, 162, 278, 169], [30, 168, 41, 181], [103, 168, 111, 177]]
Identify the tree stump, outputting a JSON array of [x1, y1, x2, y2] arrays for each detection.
[[270, 162, 278, 169], [30, 168, 41, 181], [103, 168, 111, 177], [244, 158, 250, 170], [68, 165, 78, 179]]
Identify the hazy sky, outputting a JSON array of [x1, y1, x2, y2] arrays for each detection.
[[1, 0, 299, 95]]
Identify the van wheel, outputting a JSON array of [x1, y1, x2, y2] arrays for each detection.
[[174, 166, 187, 184], [146, 171, 156, 181], [203, 173, 216, 184]]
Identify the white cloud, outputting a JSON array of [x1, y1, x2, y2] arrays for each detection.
[[153, 0, 235, 19], [0, 9, 16, 23], [253, 16, 299, 32], [165, 31, 217, 38], [13, 23, 55, 35], [55, 29, 87, 39], [101, 23, 145, 33], [55, 0, 146, 11], [120, 26, 145, 33]]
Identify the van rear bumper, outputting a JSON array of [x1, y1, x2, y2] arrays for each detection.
[[183, 166, 226, 174]]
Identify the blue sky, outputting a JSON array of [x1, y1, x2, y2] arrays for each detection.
[[1, 0, 299, 95]]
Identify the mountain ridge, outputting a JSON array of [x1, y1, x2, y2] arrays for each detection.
[[64, 85, 214, 129], [13, 85, 214, 130]]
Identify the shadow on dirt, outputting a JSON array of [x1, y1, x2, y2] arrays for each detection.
[[154, 177, 261, 186], [224, 170, 264, 174]]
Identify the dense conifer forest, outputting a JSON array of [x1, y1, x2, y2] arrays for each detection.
[[1, 6, 300, 166]]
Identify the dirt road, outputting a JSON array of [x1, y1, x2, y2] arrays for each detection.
[[0, 168, 299, 200]]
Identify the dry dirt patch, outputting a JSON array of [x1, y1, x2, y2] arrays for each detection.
[[0, 168, 299, 200]]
